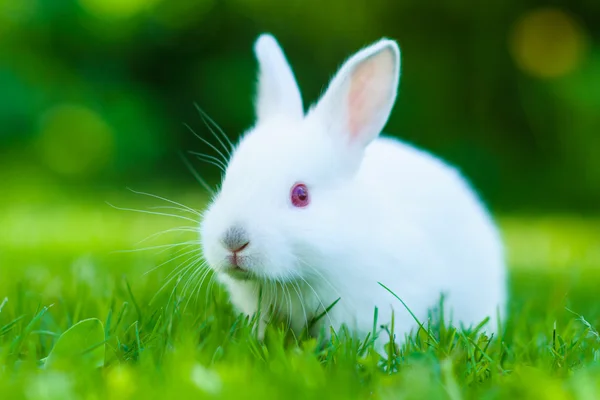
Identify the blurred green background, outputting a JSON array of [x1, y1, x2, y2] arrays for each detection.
[[1, 0, 599, 214]]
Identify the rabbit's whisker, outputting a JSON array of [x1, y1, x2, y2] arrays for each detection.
[[194, 104, 235, 156], [111, 241, 199, 254], [290, 280, 308, 331], [143, 248, 201, 276], [125, 187, 201, 216], [134, 226, 197, 246], [189, 151, 227, 172], [151, 252, 202, 306], [179, 152, 216, 196], [184, 123, 229, 166], [106, 202, 199, 224], [298, 275, 335, 330]]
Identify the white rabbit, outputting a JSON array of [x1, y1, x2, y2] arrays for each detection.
[[199, 33, 507, 349]]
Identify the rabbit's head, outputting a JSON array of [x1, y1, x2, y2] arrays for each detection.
[[200, 34, 401, 282]]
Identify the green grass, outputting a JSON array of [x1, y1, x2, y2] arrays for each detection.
[[1, 189, 600, 399]]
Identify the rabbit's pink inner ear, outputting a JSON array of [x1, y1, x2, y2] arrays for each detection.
[[346, 48, 396, 145], [347, 62, 375, 141]]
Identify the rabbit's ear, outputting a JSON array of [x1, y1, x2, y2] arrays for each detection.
[[308, 39, 400, 148], [254, 34, 303, 122]]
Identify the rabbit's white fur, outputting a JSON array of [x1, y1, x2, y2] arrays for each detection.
[[200, 34, 506, 348]]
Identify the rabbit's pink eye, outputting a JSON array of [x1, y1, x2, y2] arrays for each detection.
[[290, 183, 309, 208]]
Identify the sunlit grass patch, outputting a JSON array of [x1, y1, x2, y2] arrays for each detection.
[[1, 193, 599, 398]]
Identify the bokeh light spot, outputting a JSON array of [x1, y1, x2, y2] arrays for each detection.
[[37, 104, 114, 177], [78, 0, 159, 19], [509, 8, 589, 79], [107, 366, 136, 398]]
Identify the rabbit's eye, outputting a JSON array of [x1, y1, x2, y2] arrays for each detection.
[[290, 183, 309, 208]]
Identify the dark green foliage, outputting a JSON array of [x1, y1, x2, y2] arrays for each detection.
[[1, 1, 599, 212]]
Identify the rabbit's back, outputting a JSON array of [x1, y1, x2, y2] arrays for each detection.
[[355, 136, 506, 334]]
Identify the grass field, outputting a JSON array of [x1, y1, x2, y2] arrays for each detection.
[[1, 187, 600, 399]]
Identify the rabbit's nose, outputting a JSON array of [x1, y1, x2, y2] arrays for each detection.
[[222, 226, 250, 253]]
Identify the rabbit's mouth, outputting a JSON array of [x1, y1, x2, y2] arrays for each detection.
[[222, 264, 252, 280], [221, 265, 288, 283], [219, 249, 254, 280]]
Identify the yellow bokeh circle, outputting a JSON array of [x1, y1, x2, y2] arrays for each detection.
[[509, 7, 589, 79], [37, 104, 114, 176]]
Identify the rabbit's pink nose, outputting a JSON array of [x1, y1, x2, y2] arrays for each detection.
[[222, 226, 250, 253]]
